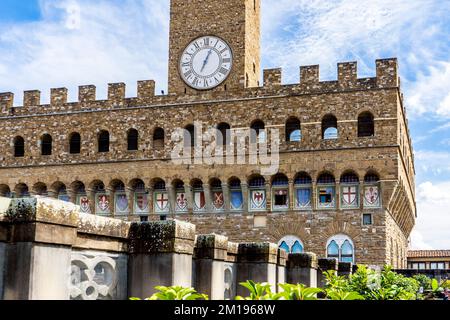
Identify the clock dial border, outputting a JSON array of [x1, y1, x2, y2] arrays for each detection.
[[178, 35, 234, 91]]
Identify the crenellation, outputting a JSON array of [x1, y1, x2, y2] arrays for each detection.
[[108, 83, 126, 107], [300, 65, 320, 84], [137, 80, 155, 101], [376, 58, 399, 88], [23, 90, 41, 107], [0, 92, 14, 114], [263, 68, 282, 87], [50, 88, 68, 106], [338, 62, 358, 88], [78, 85, 96, 103]]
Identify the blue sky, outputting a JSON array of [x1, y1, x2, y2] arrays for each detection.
[[0, 0, 449, 249]]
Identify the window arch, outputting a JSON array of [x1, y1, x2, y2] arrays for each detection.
[[14, 183, 30, 198], [294, 172, 312, 210], [322, 115, 338, 140], [127, 129, 139, 151], [229, 177, 243, 211], [41, 134, 52, 156], [153, 179, 169, 214], [0, 185, 11, 198], [272, 174, 289, 210], [153, 128, 165, 149], [69, 132, 81, 154], [98, 130, 110, 153], [340, 172, 360, 208], [364, 172, 381, 208], [278, 236, 304, 254], [327, 234, 355, 263], [317, 173, 336, 209], [249, 175, 266, 212], [250, 120, 266, 143], [217, 123, 231, 146], [33, 182, 48, 196], [14, 136, 25, 158], [358, 112, 375, 137], [286, 117, 301, 142]]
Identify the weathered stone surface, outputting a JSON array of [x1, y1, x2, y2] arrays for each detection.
[[194, 234, 228, 260], [128, 220, 196, 254], [287, 252, 318, 269], [237, 242, 278, 264]]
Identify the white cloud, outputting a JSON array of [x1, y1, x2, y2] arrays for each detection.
[[412, 181, 450, 249], [407, 62, 450, 117], [0, 0, 170, 103], [415, 150, 450, 179]]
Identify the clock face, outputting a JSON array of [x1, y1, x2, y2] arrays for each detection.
[[179, 36, 233, 90]]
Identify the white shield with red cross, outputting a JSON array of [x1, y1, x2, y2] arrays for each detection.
[[155, 192, 169, 212], [342, 186, 358, 206]]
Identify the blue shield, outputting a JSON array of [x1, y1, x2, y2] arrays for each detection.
[[231, 191, 243, 210]]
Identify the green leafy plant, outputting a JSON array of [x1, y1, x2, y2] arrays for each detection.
[[235, 281, 281, 300], [323, 265, 420, 301], [413, 274, 431, 291], [278, 283, 323, 300], [130, 286, 209, 300]]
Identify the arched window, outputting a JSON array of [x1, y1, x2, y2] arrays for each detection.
[[111, 180, 128, 215], [153, 179, 169, 214], [229, 177, 243, 211], [210, 178, 224, 211], [294, 172, 312, 210], [98, 131, 110, 153], [217, 123, 231, 146], [272, 174, 289, 210], [322, 115, 338, 140], [184, 124, 195, 148], [249, 175, 266, 211], [130, 179, 148, 215], [69, 133, 81, 154], [0, 185, 11, 198], [364, 172, 381, 208], [41, 134, 52, 156], [278, 236, 304, 254], [327, 235, 355, 263], [317, 173, 336, 209], [340, 172, 360, 208], [358, 112, 375, 137], [286, 117, 301, 142], [127, 129, 139, 151], [250, 120, 266, 143], [14, 183, 29, 198], [153, 128, 165, 149], [14, 136, 25, 158]]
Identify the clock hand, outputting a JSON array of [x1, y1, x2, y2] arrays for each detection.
[[200, 49, 213, 73]]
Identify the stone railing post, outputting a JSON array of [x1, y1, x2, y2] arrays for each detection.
[[193, 234, 228, 300], [235, 243, 278, 296], [1, 197, 78, 300], [276, 249, 287, 291], [286, 253, 318, 288], [338, 262, 353, 277], [317, 258, 339, 289], [127, 220, 196, 299]]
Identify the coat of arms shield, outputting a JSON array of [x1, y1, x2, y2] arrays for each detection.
[[79, 196, 90, 213], [115, 194, 128, 213], [97, 194, 109, 212], [251, 190, 266, 210], [213, 192, 224, 210], [364, 186, 380, 206], [135, 193, 149, 212], [176, 193, 188, 211], [342, 186, 357, 205]]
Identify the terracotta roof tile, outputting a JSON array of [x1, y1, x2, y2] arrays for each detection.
[[407, 250, 450, 258]]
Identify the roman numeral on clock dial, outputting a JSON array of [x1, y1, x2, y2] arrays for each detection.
[[179, 35, 233, 90]]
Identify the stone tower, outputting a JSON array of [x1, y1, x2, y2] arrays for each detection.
[[168, 0, 261, 94]]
